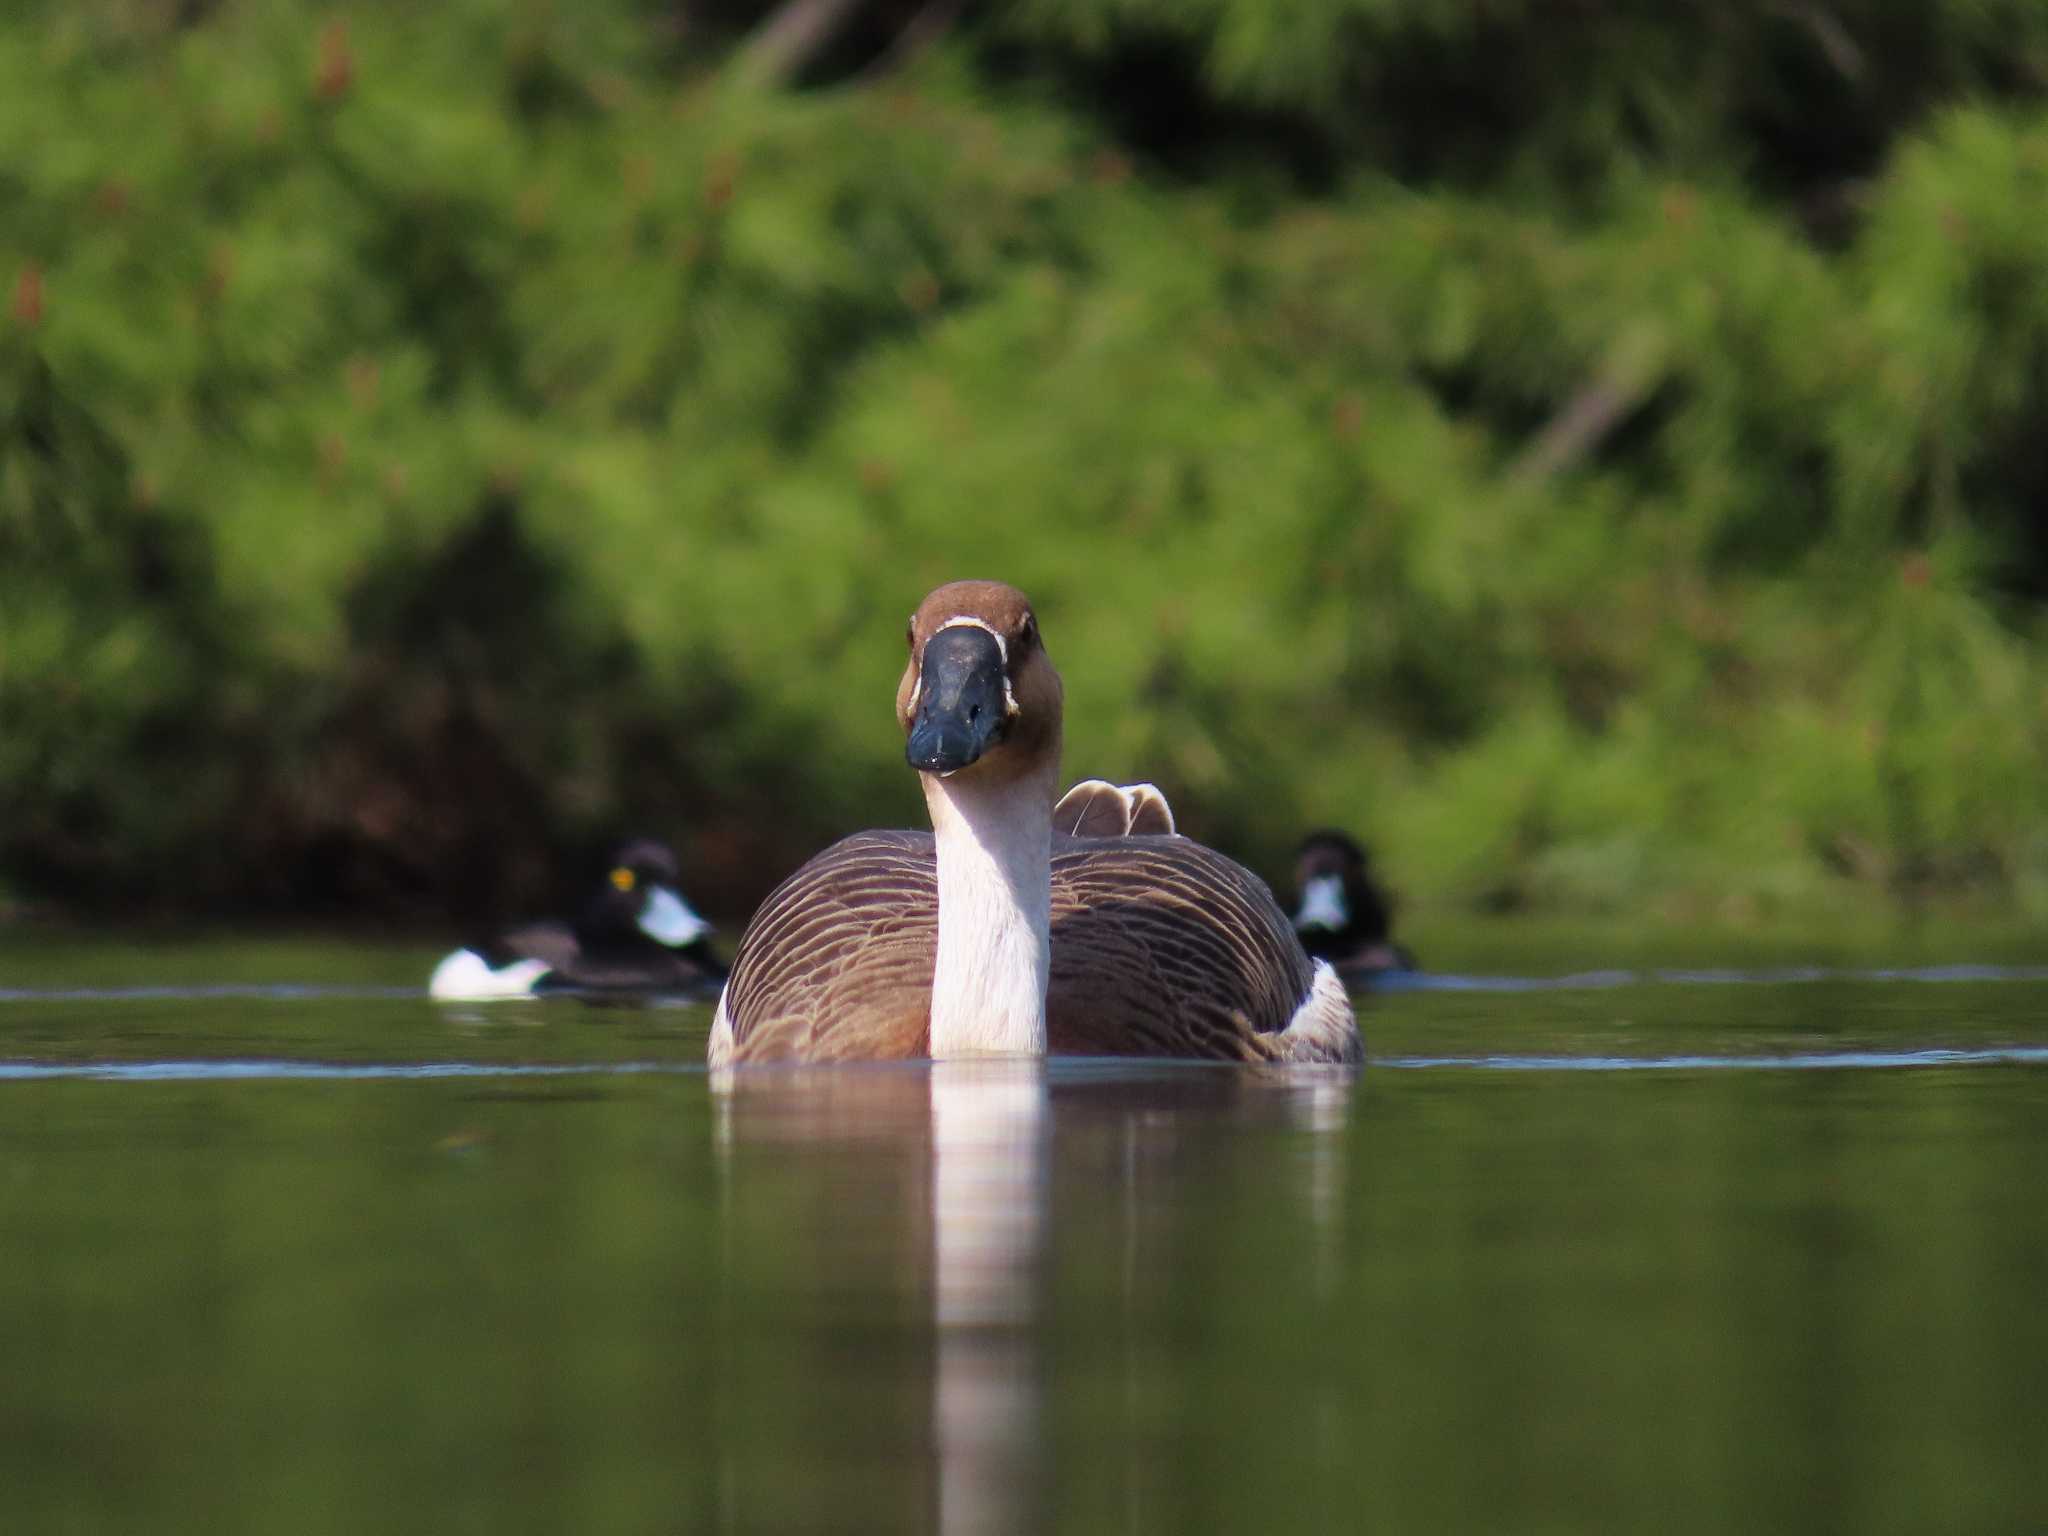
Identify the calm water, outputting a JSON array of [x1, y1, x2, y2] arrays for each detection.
[[2, 937, 2046, 1534]]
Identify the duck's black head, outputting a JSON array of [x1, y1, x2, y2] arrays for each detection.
[[1291, 830, 1393, 959], [584, 838, 711, 949], [609, 838, 681, 890]]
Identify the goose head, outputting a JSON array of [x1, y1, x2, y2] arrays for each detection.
[[898, 581, 1063, 791]]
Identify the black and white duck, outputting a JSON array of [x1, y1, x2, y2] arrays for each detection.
[[1289, 830, 1416, 982], [428, 838, 725, 1000]]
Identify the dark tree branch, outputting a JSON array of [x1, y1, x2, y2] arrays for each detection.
[[734, 0, 873, 87], [857, 0, 967, 82], [1507, 337, 1662, 493]]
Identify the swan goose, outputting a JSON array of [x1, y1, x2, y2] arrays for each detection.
[[706, 581, 1359, 1065]]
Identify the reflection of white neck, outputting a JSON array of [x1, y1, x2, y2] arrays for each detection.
[[924, 771, 1053, 1058], [931, 1061, 1047, 1534], [931, 1060, 1047, 1326]]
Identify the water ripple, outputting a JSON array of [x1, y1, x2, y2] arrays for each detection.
[[2, 964, 2046, 1006], [0, 985, 422, 1003], [0, 1059, 690, 1082], [1, 1047, 2045, 1083], [1383, 1047, 2048, 1071], [1382, 965, 2048, 992]]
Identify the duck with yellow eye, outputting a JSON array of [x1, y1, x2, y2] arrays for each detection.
[[427, 838, 726, 1000]]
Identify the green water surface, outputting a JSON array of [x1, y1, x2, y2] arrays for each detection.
[[1, 937, 2045, 1534]]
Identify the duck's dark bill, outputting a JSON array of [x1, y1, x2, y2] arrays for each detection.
[[907, 625, 1008, 774]]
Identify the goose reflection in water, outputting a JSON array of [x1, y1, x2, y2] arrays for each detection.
[[711, 1060, 1356, 1535]]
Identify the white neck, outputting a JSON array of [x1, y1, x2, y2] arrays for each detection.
[[923, 769, 1054, 1057]]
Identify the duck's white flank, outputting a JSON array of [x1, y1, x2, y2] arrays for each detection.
[[427, 949, 551, 1001], [924, 768, 1053, 1058]]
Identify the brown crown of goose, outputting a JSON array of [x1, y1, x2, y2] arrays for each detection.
[[895, 580, 1064, 781]]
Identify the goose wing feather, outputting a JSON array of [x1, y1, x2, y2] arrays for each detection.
[[1047, 837, 1312, 1059], [1053, 780, 1137, 838], [720, 832, 937, 1062], [1052, 779, 1178, 838], [1123, 783, 1176, 836]]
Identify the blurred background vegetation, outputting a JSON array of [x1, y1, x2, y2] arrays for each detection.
[[4, 0, 2047, 933]]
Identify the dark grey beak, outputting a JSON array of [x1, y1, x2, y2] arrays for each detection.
[[907, 625, 1009, 774]]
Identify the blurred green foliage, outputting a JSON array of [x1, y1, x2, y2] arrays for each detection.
[[3, 0, 2046, 926]]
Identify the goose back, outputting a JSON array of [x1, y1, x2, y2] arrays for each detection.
[[717, 831, 1317, 1063], [1048, 836, 1314, 1059]]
